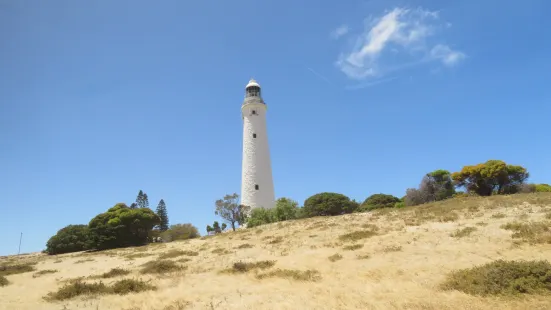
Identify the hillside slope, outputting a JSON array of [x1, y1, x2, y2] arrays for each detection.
[[1, 194, 551, 310]]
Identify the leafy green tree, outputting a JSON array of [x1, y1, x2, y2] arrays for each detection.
[[45, 225, 90, 255], [247, 207, 276, 228], [424, 170, 456, 201], [160, 223, 199, 241], [155, 199, 169, 231], [213, 221, 221, 233], [206, 225, 213, 235], [273, 197, 300, 221], [536, 184, 551, 192], [88, 203, 160, 250], [303, 192, 358, 217], [215, 193, 251, 231], [358, 194, 400, 211], [452, 160, 529, 196]]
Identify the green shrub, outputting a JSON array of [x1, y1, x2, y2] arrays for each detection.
[[160, 223, 200, 242], [342, 244, 363, 251], [358, 194, 400, 211], [111, 279, 156, 295], [501, 221, 551, 244], [97, 268, 130, 278], [303, 192, 358, 217], [158, 250, 188, 259], [339, 230, 377, 242], [45, 280, 110, 301], [140, 260, 183, 274], [246, 207, 276, 228], [87, 203, 160, 250], [0, 262, 35, 276], [33, 269, 58, 278], [536, 184, 551, 192], [256, 269, 321, 281], [45, 224, 91, 255], [328, 253, 343, 262], [0, 275, 8, 287], [441, 260, 551, 296], [225, 260, 276, 273], [450, 227, 477, 238]]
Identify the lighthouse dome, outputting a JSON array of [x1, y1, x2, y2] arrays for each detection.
[[245, 78, 260, 89]]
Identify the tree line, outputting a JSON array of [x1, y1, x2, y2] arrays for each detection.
[[45, 159, 551, 254], [45, 190, 198, 255], [212, 159, 551, 231]]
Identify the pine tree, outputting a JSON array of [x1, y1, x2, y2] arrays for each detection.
[[135, 190, 150, 209], [135, 190, 144, 208], [156, 199, 169, 231], [143, 193, 149, 209]]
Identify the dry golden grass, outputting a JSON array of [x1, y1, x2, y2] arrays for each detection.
[[2, 193, 551, 309]]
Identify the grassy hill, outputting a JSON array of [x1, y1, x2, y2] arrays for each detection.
[[1, 193, 551, 310]]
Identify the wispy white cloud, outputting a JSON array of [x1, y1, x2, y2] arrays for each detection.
[[306, 67, 333, 84], [430, 44, 466, 66], [345, 76, 398, 90], [330, 25, 349, 39], [335, 7, 465, 80]]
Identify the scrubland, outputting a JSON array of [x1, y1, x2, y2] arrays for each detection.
[[1, 193, 551, 310]]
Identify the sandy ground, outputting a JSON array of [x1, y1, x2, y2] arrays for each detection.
[[1, 194, 551, 310]]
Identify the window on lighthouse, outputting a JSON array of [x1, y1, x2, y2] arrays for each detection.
[[253, 133, 257, 138], [255, 185, 259, 190]]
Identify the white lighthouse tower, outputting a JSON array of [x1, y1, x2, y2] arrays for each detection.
[[241, 78, 275, 210]]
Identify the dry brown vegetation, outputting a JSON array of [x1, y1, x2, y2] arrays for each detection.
[[1, 193, 551, 309]]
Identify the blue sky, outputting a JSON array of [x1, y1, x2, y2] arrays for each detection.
[[1, 0, 550, 255]]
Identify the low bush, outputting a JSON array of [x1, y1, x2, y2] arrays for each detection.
[[339, 230, 377, 242], [33, 269, 58, 278], [256, 269, 321, 281], [224, 260, 276, 273], [358, 194, 400, 211], [441, 260, 551, 296], [0, 262, 35, 276], [159, 250, 188, 259], [303, 192, 359, 217], [160, 223, 200, 242], [343, 244, 363, 251], [501, 221, 551, 244], [45, 224, 90, 255], [140, 260, 183, 274], [45, 280, 110, 301], [0, 275, 8, 287], [44, 278, 155, 301], [328, 253, 343, 262], [96, 268, 130, 278], [111, 279, 156, 295], [450, 227, 477, 238]]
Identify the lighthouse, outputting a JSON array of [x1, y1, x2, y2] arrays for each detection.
[[241, 78, 275, 210]]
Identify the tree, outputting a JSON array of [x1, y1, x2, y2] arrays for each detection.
[[155, 199, 169, 231], [303, 192, 358, 217], [358, 194, 400, 211], [206, 225, 213, 235], [160, 223, 200, 242], [536, 184, 551, 192], [247, 207, 276, 228], [452, 160, 529, 196], [213, 221, 221, 233], [404, 188, 428, 207], [273, 197, 300, 221], [135, 190, 150, 209], [88, 203, 160, 250], [45, 225, 90, 255], [215, 193, 251, 231], [424, 170, 456, 201]]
